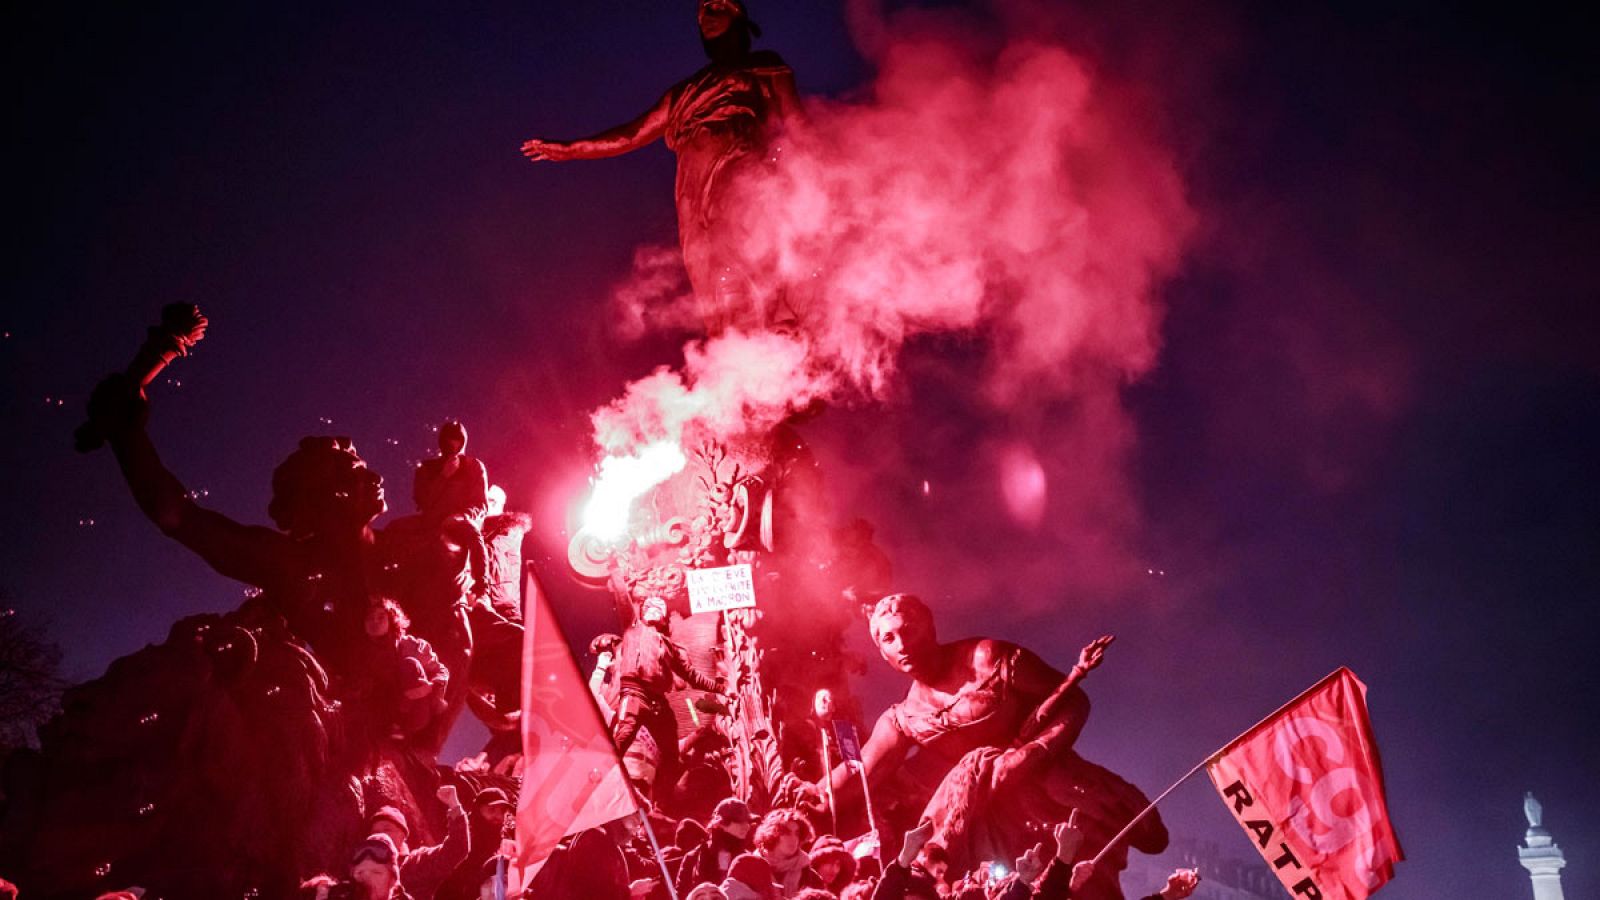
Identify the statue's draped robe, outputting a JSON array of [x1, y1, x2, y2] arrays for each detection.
[[665, 51, 797, 332], [892, 644, 1168, 900]]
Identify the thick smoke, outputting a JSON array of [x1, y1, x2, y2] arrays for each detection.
[[592, 1, 1194, 558]]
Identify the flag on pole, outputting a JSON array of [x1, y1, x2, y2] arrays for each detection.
[[510, 568, 640, 892], [1206, 668, 1403, 900], [833, 721, 863, 764]]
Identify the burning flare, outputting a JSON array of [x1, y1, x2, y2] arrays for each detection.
[[579, 441, 688, 541]]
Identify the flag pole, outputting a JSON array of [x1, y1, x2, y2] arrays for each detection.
[[820, 728, 839, 833], [1089, 668, 1349, 867], [855, 759, 880, 858], [1089, 757, 1213, 867], [635, 800, 682, 900]]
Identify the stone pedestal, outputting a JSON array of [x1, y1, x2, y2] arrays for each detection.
[[1519, 793, 1566, 900]]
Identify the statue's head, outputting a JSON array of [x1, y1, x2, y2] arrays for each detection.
[[267, 436, 386, 538], [699, 0, 759, 60], [868, 593, 939, 676], [437, 420, 467, 456]]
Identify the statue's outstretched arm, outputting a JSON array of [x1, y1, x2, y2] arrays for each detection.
[[828, 705, 911, 797], [521, 89, 672, 162], [1011, 645, 1091, 758], [94, 379, 289, 587]]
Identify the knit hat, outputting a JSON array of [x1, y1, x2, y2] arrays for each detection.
[[368, 805, 409, 836], [725, 854, 778, 897], [809, 836, 856, 881]]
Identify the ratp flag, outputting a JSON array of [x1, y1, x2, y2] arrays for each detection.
[[511, 569, 639, 892], [1206, 668, 1403, 900]]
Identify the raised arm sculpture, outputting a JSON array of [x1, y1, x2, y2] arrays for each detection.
[[522, 0, 805, 333]]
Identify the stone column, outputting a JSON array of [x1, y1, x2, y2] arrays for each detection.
[[1519, 792, 1566, 900]]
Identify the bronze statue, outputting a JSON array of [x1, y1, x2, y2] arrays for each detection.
[[0, 308, 484, 896], [811, 594, 1167, 900], [83, 309, 390, 667], [522, 0, 805, 333]]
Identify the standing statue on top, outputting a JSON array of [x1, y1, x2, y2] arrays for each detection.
[[522, 0, 806, 333]]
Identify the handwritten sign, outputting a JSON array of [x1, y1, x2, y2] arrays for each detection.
[[686, 563, 757, 614]]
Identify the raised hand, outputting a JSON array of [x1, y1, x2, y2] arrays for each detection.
[[1070, 861, 1095, 892], [1053, 821, 1083, 862], [521, 138, 573, 162], [436, 783, 460, 809], [1160, 868, 1200, 900], [1075, 634, 1115, 674], [899, 819, 936, 867]]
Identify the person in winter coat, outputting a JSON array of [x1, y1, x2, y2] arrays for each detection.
[[366, 785, 471, 900], [722, 853, 783, 900], [350, 833, 418, 900], [808, 836, 857, 895], [871, 822, 945, 900], [753, 808, 824, 897], [677, 798, 756, 895], [364, 599, 449, 738]]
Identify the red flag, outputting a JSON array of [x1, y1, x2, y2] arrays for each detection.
[[1206, 668, 1403, 900], [511, 569, 639, 891]]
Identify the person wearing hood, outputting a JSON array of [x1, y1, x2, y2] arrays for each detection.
[[722, 853, 783, 900], [753, 809, 824, 897], [808, 835, 857, 895]]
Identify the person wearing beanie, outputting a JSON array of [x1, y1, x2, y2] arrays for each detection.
[[722, 853, 782, 900], [677, 797, 756, 895], [365, 784, 470, 900]]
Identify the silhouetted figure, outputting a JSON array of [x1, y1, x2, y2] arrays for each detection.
[[522, 0, 805, 332], [1, 308, 466, 897], [89, 356, 388, 668], [482, 484, 532, 620], [359, 599, 450, 740], [414, 421, 490, 599]]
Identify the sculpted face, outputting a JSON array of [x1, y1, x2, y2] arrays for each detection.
[[698, 0, 741, 40], [871, 610, 937, 676], [270, 438, 387, 536], [349, 461, 387, 523]]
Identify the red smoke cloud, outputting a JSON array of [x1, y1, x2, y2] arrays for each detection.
[[591, 1, 1194, 574]]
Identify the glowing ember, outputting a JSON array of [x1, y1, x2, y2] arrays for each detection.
[[580, 441, 688, 541]]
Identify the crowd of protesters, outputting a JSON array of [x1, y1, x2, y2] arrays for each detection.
[[12, 779, 1197, 900], [241, 785, 1195, 900]]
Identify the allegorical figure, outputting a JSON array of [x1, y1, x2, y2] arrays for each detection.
[[88, 343, 391, 669], [811, 594, 1167, 900], [522, 0, 805, 333]]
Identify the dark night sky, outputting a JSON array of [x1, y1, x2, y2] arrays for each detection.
[[3, 2, 1596, 899]]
